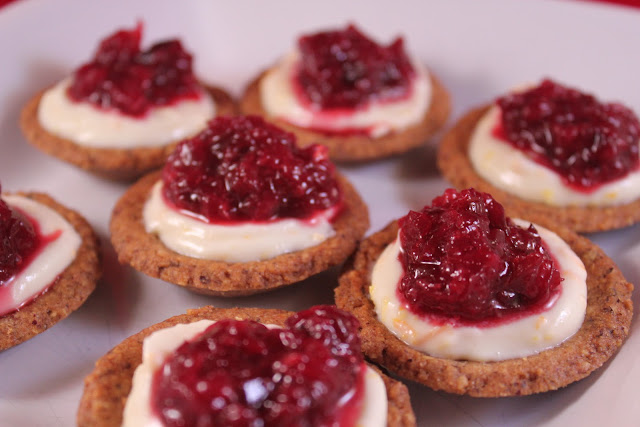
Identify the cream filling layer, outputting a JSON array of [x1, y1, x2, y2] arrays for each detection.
[[0, 195, 81, 316], [370, 219, 587, 362], [143, 181, 337, 263], [37, 78, 215, 148], [122, 320, 387, 427], [469, 106, 640, 206], [259, 50, 431, 138]]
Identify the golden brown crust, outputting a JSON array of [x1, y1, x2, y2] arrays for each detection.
[[20, 85, 237, 181], [77, 306, 415, 427], [437, 105, 640, 232], [335, 220, 633, 397], [374, 365, 416, 427], [240, 70, 451, 162], [0, 192, 101, 350], [110, 171, 369, 296]]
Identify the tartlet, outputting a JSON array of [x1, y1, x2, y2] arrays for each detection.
[[336, 194, 633, 397], [0, 192, 101, 350], [77, 306, 416, 427], [111, 171, 368, 296], [438, 80, 640, 232], [110, 116, 369, 296], [241, 24, 450, 162], [20, 23, 236, 180], [21, 86, 235, 181], [242, 72, 450, 162]]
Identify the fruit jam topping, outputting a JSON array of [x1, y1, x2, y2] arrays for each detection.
[[397, 188, 562, 325], [151, 306, 365, 427], [67, 23, 201, 117], [162, 116, 342, 223], [295, 24, 415, 110], [0, 187, 39, 284], [494, 79, 640, 191]]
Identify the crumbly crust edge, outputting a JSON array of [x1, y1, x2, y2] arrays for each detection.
[[335, 220, 633, 397], [110, 170, 370, 296], [77, 306, 416, 427]]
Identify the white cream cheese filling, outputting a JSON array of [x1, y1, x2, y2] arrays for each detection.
[[370, 219, 587, 362], [37, 77, 216, 148], [123, 320, 387, 427], [143, 181, 337, 263], [259, 50, 431, 138], [469, 106, 640, 206], [0, 195, 81, 316]]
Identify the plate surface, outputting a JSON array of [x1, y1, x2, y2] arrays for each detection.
[[0, 0, 639, 426]]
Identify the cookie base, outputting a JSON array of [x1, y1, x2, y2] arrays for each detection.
[[0, 192, 101, 350], [110, 171, 369, 296], [336, 220, 633, 397]]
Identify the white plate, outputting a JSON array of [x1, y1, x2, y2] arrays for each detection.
[[1, 0, 639, 425]]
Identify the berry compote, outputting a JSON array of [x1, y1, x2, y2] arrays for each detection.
[[151, 306, 365, 427], [67, 22, 201, 117], [494, 79, 640, 191], [162, 116, 343, 223], [295, 24, 416, 110], [397, 188, 562, 326], [0, 186, 39, 284]]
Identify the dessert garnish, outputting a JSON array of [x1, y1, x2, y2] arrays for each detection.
[[161, 115, 343, 223], [0, 191, 98, 350], [67, 22, 201, 117], [0, 188, 84, 319], [494, 79, 640, 191], [151, 305, 364, 426], [0, 185, 39, 283], [295, 24, 415, 110], [398, 188, 562, 326]]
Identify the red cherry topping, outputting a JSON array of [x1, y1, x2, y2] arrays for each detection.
[[162, 116, 342, 223], [295, 24, 415, 110], [495, 79, 640, 191], [151, 306, 365, 427], [0, 185, 39, 284], [397, 188, 562, 325], [67, 22, 201, 117]]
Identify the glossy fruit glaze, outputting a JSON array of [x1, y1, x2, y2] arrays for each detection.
[[67, 22, 201, 117], [494, 79, 640, 191], [162, 116, 342, 223], [295, 24, 415, 110], [151, 306, 365, 427], [397, 188, 562, 326], [0, 187, 39, 284]]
